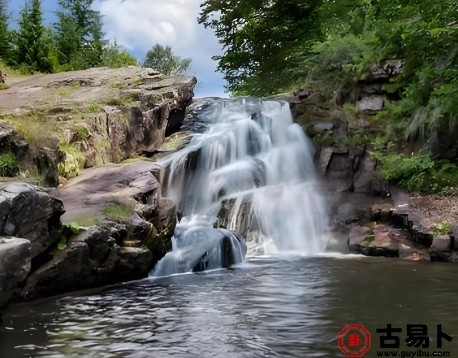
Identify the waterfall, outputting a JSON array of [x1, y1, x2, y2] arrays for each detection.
[[150, 97, 328, 276]]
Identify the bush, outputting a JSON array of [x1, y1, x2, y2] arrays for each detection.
[[371, 152, 458, 195], [432, 221, 451, 236], [0, 151, 19, 177]]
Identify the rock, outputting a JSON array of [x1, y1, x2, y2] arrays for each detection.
[[0, 67, 197, 181], [348, 223, 421, 259], [430, 235, 453, 252], [58, 161, 161, 222], [0, 237, 31, 309], [356, 96, 384, 112], [316, 147, 334, 175], [348, 225, 372, 246], [367, 60, 403, 80], [307, 122, 334, 137], [114, 247, 153, 280], [0, 183, 64, 258], [353, 155, 378, 193], [22, 240, 92, 300], [22, 221, 153, 300]]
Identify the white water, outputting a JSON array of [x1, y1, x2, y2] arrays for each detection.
[[151, 98, 328, 275]]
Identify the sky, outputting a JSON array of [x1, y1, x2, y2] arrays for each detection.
[[9, 0, 228, 97]]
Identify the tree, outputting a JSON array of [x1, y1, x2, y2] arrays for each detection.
[[101, 40, 138, 68], [142, 44, 191, 76], [198, 0, 322, 95], [0, 0, 9, 59], [10, 0, 53, 72], [54, 0, 106, 69]]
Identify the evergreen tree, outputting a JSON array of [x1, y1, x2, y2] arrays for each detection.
[[11, 0, 52, 72], [0, 0, 9, 59], [54, 0, 106, 69]]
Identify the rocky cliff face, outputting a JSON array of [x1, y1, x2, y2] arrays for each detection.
[[274, 62, 457, 263], [0, 66, 196, 184], [0, 67, 196, 310]]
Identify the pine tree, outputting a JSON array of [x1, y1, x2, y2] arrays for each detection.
[[11, 0, 52, 72], [0, 0, 9, 59], [54, 0, 106, 69]]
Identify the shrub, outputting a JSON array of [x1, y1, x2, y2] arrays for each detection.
[[0, 151, 19, 177], [432, 221, 451, 236], [371, 152, 458, 194]]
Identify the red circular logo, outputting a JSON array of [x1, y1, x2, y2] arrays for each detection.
[[338, 324, 372, 357]]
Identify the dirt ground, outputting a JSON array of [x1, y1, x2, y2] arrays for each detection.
[[409, 193, 458, 229]]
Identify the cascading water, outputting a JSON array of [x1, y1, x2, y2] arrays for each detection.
[[151, 97, 328, 276]]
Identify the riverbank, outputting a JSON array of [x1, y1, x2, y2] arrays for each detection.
[[0, 66, 196, 310]]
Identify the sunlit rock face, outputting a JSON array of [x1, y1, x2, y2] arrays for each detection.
[[151, 98, 328, 276]]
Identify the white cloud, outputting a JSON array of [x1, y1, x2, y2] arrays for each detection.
[[93, 0, 228, 97]]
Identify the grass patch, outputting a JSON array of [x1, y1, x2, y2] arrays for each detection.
[[87, 102, 103, 113], [102, 203, 134, 221], [73, 126, 90, 141], [106, 81, 124, 89], [66, 215, 100, 228], [105, 98, 123, 106], [0, 151, 19, 177], [0, 83, 9, 90]]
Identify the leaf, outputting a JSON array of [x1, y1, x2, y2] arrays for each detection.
[[57, 235, 68, 250], [67, 221, 81, 233]]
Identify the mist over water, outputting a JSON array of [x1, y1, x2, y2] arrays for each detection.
[[155, 98, 328, 271]]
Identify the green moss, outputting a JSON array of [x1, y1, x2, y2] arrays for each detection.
[[102, 203, 134, 221], [0, 151, 19, 177], [58, 140, 85, 178]]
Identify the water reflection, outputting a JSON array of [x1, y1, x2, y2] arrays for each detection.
[[2, 256, 458, 357]]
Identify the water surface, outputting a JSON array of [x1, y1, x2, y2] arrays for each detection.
[[2, 255, 458, 357]]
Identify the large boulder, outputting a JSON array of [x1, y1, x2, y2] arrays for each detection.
[[22, 222, 153, 300], [0, 237, 31, 309], [0, 183, 64, 258]]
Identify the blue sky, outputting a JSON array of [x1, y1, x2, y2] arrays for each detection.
[[9, 0, 227, 97]]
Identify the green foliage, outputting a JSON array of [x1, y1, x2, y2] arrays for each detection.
[[0, 0, 9, 58], [102, 203, 134, 221], [0, 151, 19, 177], [9, 0, 54, 73], [54, 0, 106, 70], [142, 44, 191, 76], [0, 1, 136, 75], [102, 41, 138, 68], [87, 101, 102, 113], [58, 222, 85, 250], [199, 0, 321, 95], [58, 140, 85, 178], [73, 126, 89, 141], [371, 152, 458, 195], [432, 221, 452, 236]]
